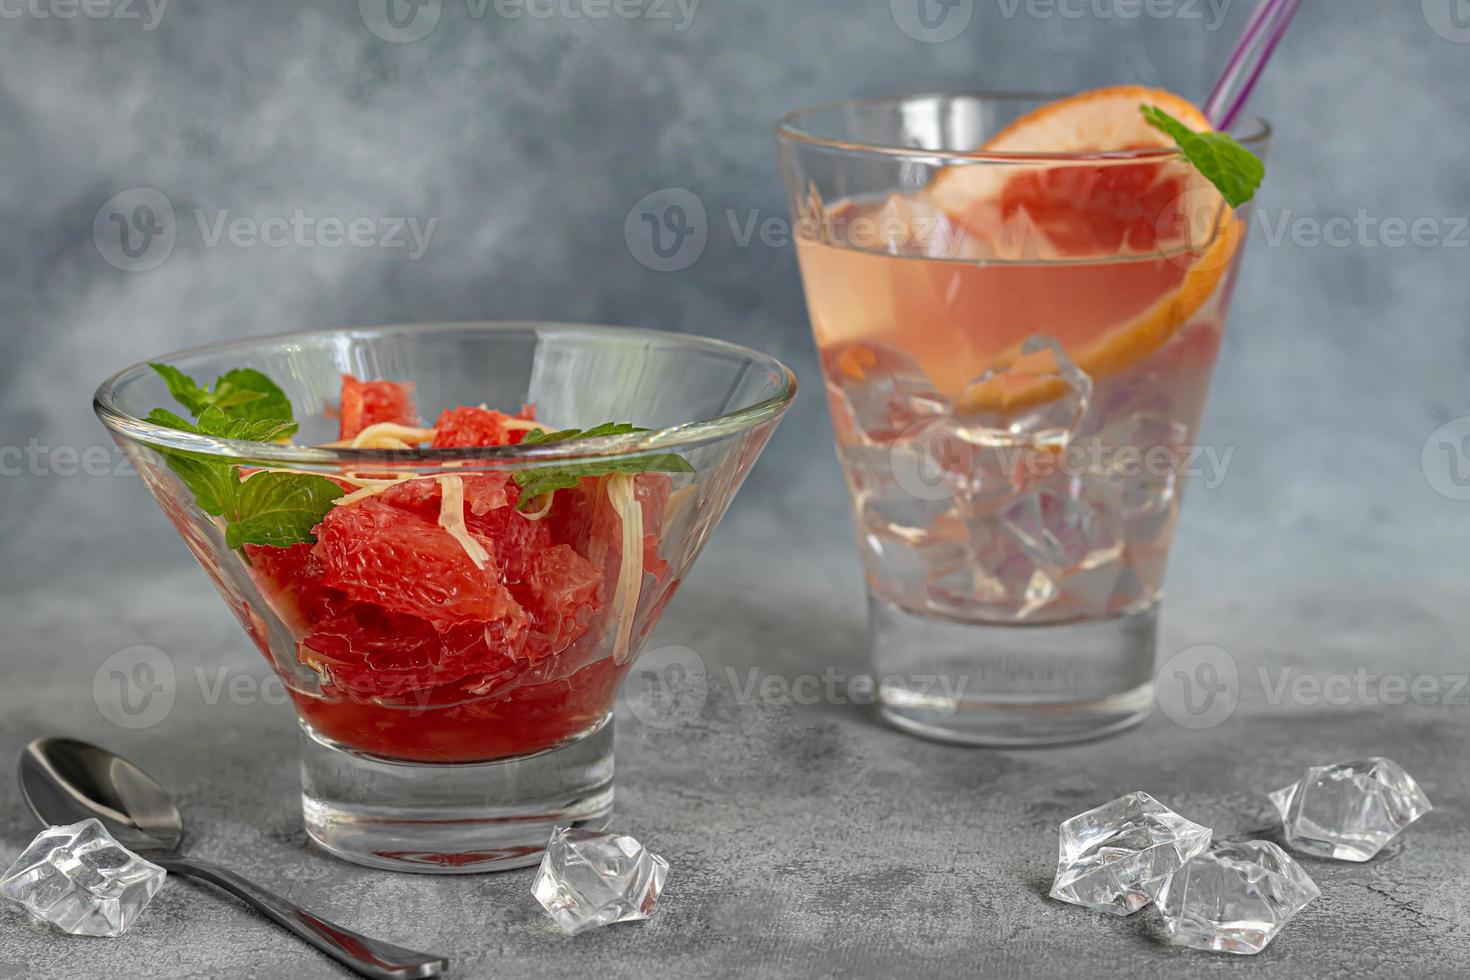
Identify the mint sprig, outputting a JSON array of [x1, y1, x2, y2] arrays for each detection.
[[148, 366, 340, 549], [149, 363, 298, 432], [1141, 104, 1264, 208], [514, 423, 694, 508]]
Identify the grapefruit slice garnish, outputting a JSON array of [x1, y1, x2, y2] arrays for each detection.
[[961, 218, 1241, 413], [925, 86, 1239, 412]]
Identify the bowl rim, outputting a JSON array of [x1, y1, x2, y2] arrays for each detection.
[[94, 321, 799, 467], [774, 90, 1271, 162]]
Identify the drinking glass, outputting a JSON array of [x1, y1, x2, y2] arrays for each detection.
[[777, 93, 1268, 745], [96, 322, 795, 871]]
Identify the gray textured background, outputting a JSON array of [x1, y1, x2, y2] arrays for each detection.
[[1, 1, 1469, 977]]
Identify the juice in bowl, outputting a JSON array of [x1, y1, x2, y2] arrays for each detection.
[[778, 88, 1268, 745], [95, 323, 795, 872]]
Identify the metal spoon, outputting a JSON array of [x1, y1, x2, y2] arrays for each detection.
[[18, 737, 448, 980]]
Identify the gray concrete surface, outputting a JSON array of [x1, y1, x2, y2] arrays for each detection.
[[2, 0, 1470, 977], [1, 557, 1468, 978]]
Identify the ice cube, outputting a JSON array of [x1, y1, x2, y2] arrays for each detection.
[[1095, 413, 1189, 518], [1049, 791, 1212, 915], [532, 827, 668, 935], [1151, 841, 1320, 955], [0, 819, 166, 937], [929, 517, 1057, 620], [1268, 758, 1432, 862], [825, 344, 950, 444], [960, 337, 1093, 451], [1001, 475, 1125, 576]]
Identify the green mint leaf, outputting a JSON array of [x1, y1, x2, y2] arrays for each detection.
[[194, 406, 297, 442], [1140, 104, 1265, 208], [514, 454, 695, 505], [146, 407, 200, 432], [144, 408, 240, 517], [148, 383, 325, 547], [224, 473, 344, 549], [514, 422, 693, 508], [149, 363, 214, 415], [521, 422, 645, 446], [176, 458, 242, 519], [210, 368, 295, 424], [149, 363, 296, 429]]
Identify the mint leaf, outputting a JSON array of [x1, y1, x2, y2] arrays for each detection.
[[224, 473, 344, 549], [149, 363, 214, 415], [521, 422, 645, 445], [144, 411, 242, 517], [147, 374, 331, 548], [211, 368, 294, 424], [515, 455, 695, 505], [148, 363, 296, 433], [147, 406, 295, 445], [514, 423, 693, 508], [166, 453, 241, 518], [194, 406, 297, 443], [1140, 104, 1265, 208], [146, 407, 200, 432]]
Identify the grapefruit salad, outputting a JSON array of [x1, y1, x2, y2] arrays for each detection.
[[144, 365, 692, 763]]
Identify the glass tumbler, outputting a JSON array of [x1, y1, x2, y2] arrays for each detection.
[[777, 93, 1267, 745]]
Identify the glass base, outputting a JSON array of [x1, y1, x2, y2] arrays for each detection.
[[870, 597, 1158, 747], [300, 714, 614, 874]]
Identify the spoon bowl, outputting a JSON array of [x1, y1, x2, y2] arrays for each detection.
[[17, 736, 447, 980], [20, 737, 185, 854]]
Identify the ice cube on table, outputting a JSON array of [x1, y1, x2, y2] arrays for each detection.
[[1151, 841, 1320, 955], [1050, 791, 1212, 916], [1269, 757, 1432, 862], [532, 827, 668, 936], [0, 818, 166, 937]]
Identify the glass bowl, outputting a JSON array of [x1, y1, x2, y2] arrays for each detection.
[[95, 322, 796, 872]]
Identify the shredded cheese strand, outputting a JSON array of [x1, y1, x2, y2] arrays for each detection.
[[519, 493, 554, 521], [316, 423, 440, 450], [606, 473, 644, 665], [437, 475, 490, 569], [332, 479, 412, 508], [501, 418, 554, 433]]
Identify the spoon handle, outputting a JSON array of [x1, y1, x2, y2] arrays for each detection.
[[154, 856, 448, 980]]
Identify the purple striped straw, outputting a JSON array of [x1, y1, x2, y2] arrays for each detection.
[[1204, 0, 1302, 132]]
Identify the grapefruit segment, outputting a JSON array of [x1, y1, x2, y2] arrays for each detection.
[[336, 374, 417, 441], [313, 497, 525, 632], [431, 405, 539, 448]]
